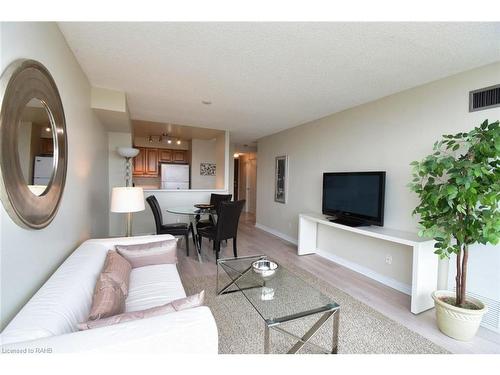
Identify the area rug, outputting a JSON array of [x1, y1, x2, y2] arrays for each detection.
[[182, 262, 448, 354]]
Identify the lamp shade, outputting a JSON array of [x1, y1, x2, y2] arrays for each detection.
[[110, 187, 145, 213], [117, 147, 139, 158]]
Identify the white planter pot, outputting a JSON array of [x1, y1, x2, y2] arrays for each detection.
[[432, 290, 487, 341]]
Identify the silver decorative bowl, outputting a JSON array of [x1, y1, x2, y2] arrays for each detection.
[[252, 259, 278, 278]]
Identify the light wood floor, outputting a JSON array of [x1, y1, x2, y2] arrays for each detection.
[[177, 212, 500, 354]]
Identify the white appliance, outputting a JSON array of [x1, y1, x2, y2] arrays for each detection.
[[161, 164, 190, 190], [33, 156, 53, 185]]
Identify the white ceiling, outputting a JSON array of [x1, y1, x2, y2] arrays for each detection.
[[132, 120, 224, 140], [58, 22, 500, 143]]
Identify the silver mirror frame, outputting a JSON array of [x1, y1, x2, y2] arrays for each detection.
[[0, 59, 68, 229]]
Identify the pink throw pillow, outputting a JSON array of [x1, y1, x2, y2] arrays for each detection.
[[78, 291, 205, 330], [87, 274, 126, 321], [115, 239, 177, 268], [102, 250, 131, 296]]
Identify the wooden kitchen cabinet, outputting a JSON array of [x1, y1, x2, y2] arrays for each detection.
[[159, 149, 172, 162], [158, 149, 187, 163], [145, 148, 159, 175], [132, 147, 146, 175], [133, 147, 187, 177], [133, 147, 159, 176], [40, 138, 54, 155], [172, 150, 187, 163]]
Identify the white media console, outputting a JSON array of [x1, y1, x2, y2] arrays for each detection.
[[298, 213, 439, 314]]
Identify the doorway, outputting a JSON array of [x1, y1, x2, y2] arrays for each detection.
[[233, 157, 239, 200], [235, 152, 257, 214]]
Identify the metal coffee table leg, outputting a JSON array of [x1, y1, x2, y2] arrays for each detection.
[[332, 309, 340, 354], [264, 324, 270, 354], [264, 306, 340, 354]]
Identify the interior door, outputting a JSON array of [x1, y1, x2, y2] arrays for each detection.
[[239, 156, 247, 210], [246, 156, 257, 214], [233, 158, 239, 200]]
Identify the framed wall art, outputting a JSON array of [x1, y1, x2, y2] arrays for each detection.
[[200, 162, 216, 176], [274, 155, 288, 203]]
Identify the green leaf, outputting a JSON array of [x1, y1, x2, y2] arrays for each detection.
[[446, 185, 458, 197]]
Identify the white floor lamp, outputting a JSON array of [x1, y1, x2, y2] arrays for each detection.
[[117, 147, 140, 187], [111, 187, 145, 236]]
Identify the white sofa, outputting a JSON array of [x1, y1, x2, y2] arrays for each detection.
[[0, 235, 218, 353]]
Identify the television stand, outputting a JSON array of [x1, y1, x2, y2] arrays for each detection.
[[298, 213, 439, 314], [327, 217, 366, 227]]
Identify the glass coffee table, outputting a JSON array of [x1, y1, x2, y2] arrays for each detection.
[[217, 255, 340, 354]]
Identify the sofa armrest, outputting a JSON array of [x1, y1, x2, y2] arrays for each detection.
[[85, 234, 177, 248], [1, 307, 218, 354]]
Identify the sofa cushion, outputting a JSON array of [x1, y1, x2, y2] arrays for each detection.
[[115, 239, 177, 268], [87, 274, 126, 321], [0, 235, 176, 345], [102, 250, 131, 296], [78, 291, 205, 330], [126, 264, 186, 312]]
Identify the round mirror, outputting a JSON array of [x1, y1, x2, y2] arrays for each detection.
[[0, 59, 67, 229], [17, 98, 57, 196]]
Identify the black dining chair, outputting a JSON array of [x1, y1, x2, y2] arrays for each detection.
[[146, 195, 196, 256], [196, 193, 232, 231], [197, 200, 245, 261]]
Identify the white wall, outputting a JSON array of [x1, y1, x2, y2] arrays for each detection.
[[134, 136, 189, 150], [257, 62, 500, 294], [0, 23, 109, 329], [215, 133, 226, 189], [108, 131, 132, 236], [191, 138, 217, 189]]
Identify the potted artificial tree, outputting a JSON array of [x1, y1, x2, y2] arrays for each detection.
[[409, 119, 499, 341]]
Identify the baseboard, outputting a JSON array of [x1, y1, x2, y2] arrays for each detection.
[[315, 249, 412, 296], [255, 222, 298, 245]]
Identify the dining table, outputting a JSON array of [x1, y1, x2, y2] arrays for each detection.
[[166, 206, 216, 263]]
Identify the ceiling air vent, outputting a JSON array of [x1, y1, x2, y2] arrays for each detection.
[[469, 84, 500, 112]]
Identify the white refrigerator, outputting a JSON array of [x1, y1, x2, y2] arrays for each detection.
[[33, 156, 54, 185], [161, 164, 190, 190]]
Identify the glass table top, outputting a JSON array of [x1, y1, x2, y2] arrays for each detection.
[[218, 255, 339, 324], [166, 206, 215, 215]]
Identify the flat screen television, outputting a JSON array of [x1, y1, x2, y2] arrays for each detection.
[[322, 171, 386, 227]]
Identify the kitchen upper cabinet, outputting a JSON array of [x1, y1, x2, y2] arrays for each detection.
[[133, 147, 159, 177], [146, 148, 159, 175], [160, 149, 187, 163], [159, 149, 172, 162], [133, 147, 188, 177], [40, 138, 54, 155], [172, 150, 187, 163], [132, 147, 146, 176]]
